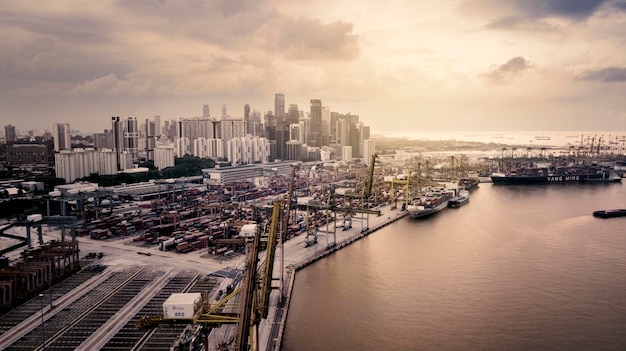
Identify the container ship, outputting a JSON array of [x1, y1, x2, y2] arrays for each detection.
[[491, 165, 622, 185], [407, 188, 455, 218]]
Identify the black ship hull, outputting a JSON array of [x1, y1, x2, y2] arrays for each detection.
[[491, 174, 622, 185]]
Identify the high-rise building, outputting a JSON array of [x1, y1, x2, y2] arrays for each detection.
[[93, 129, 114, 150], [288, 104, 299, 125], [362, 139, 376, 166], [4, 124, 16, 144], [52, 123, 71, 151], [123, 117, 139, 159], [154, 146, 175, 170], [309, 99, 322, 147], [145, 119, 156, 160], [322, 105, 331, 145], [274, 93, 285, 121], [111, 117, 123, 170], [203, 105, 210, 119], [154, 115, 161, 137], [244, 104, 251, 134], [222, 104, 227, 119]]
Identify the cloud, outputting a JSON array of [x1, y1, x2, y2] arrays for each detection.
[[260, 16, 360, 61], [482, 57, 534, 81], [462, 0, 626, 31], [576, 67, 626, 82]]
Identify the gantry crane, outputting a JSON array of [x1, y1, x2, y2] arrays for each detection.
[[136, 198, 283, 351]]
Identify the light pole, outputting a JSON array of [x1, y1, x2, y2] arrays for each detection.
[[39, 293, 46, 350]]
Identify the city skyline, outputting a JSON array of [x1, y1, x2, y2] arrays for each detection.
[[1, 1, 626, 133]]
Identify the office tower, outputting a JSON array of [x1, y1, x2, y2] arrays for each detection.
[[288, 104, 299, 125], [274, 93, 285, 121], [222, 104, 227, 119], [249, 110, 263, 137], [4, 124, 16, 144], [322, 105, 331, 145], [93, 129, 114, 150], [203, 104, 210, 118], [244, 104, 251, 134], [309, 99, 322, 147], [112, 117, 122, 170], [145, 119, 156, 160], [154, 115, 161, 137], [123, 117, 139, 159], [52, 123, 71, 151]]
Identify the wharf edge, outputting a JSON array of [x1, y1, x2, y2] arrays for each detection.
[[270, 209, 410, 351]]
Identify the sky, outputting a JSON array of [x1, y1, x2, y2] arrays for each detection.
[[1, 0, 626, 135]]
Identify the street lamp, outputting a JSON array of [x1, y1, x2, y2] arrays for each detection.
[[39, 293, 46, 350]]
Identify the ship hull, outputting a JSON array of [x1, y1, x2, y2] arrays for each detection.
[[491, 174, 622, 185], [408, 200, 449, 218]]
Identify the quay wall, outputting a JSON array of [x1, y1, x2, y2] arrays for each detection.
[[272, 210, 409, 351]]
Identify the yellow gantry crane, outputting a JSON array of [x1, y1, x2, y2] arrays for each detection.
[[136, 166, 303, 351]]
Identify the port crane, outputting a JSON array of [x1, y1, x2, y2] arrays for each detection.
[[136, 198, 282, 351], [306, 154, 380, 247], [137, 165, 302, 351]]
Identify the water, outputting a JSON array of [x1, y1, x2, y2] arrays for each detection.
[[377, 130, 626, 149], [283, 183, 626, 351]]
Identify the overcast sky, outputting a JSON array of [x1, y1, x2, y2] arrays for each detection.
[[1, 0, 626, 134]]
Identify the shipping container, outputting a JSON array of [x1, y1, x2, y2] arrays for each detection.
[[162, 293, 202, 319]]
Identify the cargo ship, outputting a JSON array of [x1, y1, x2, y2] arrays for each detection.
[[407, 188, 455, 218], [491, 165, 622, 185]]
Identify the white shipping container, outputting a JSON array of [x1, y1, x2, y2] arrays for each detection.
[[240, 223, 257, 238], [162, 293, 202, 319], [296, 196, 314, 205]]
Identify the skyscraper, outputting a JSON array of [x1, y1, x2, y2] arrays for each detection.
[[288, 104, 300, 125], [53, 123, 71, 151], [4, 124, 16, 144], [244, 104, 251, 134], [274, 93, 285, 121], [145, 119, 156, 160], [112, 117, 122, 170], [123, 117, 139, 159], [203, 104, 210, 119], [154, 115, 161, 137], [309, 99, 322, 147]]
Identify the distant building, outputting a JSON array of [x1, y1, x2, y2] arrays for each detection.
[[54, 148, 117, 183], [286, 140, 303, 161], [309, 99, 322, 147], [4, 124, 16, 144], [154, 146, 175, 170], [342, 145, 352, 162], [202, 160, 300, 185], [362, 139, 376, 165], [52, 123, 71, 151], [6, 144, 49, 166], [93, 129, 114, 150]]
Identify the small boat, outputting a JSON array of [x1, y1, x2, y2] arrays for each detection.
[[448, 189, 470, 208], [592, 209, 626, 218]]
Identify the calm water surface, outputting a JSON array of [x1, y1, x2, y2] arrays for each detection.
[[283, 183, 626, 351]]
